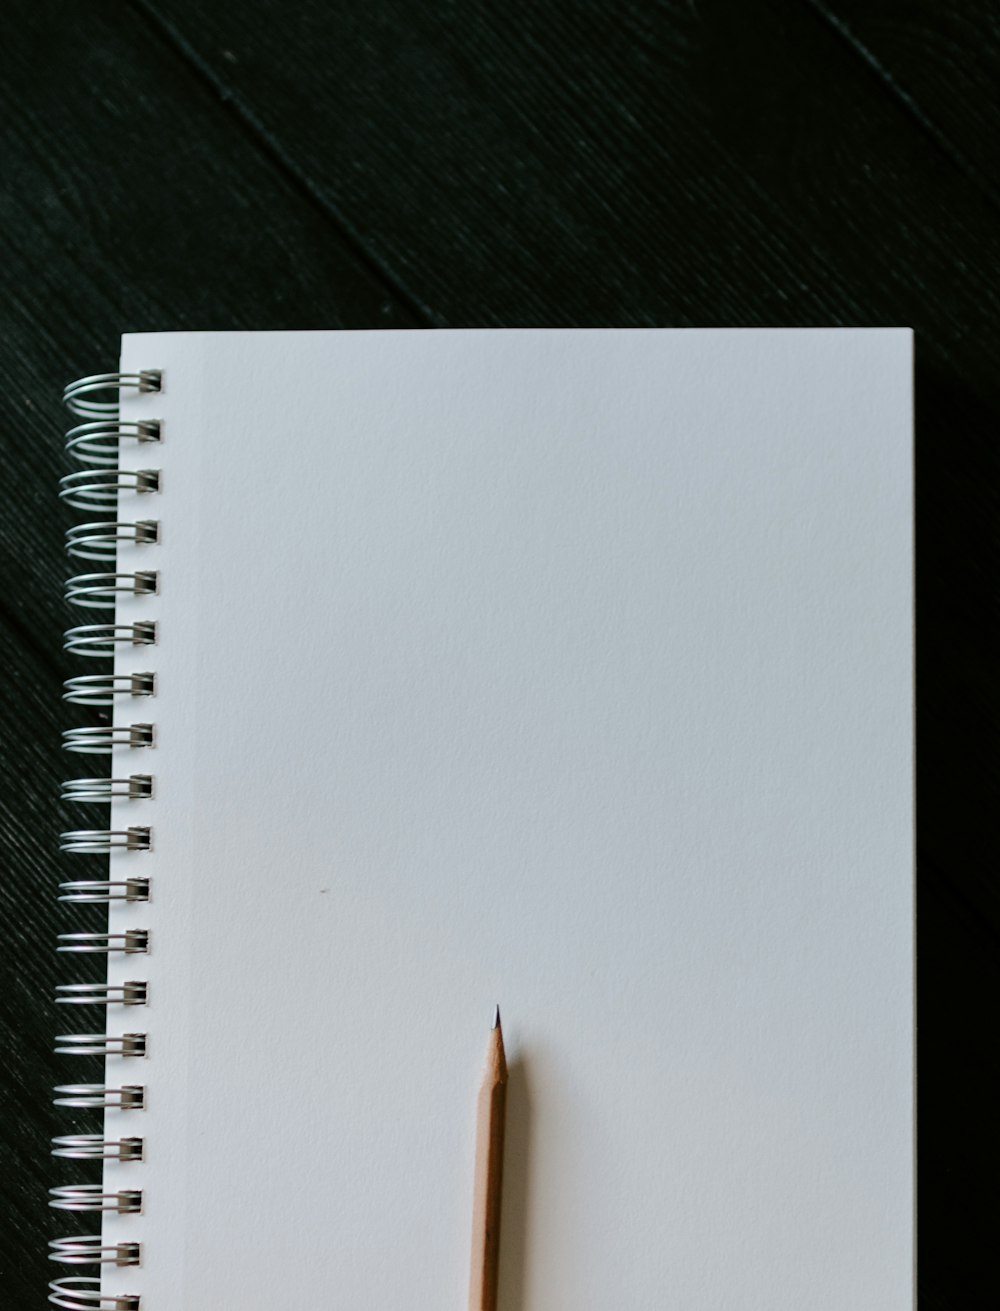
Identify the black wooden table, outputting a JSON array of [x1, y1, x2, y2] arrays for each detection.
[[1, 2, 996, 1303]]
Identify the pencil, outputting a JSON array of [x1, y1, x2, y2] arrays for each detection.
[[468, 1005, 508, 1311]]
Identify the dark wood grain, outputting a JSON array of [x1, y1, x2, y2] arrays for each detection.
[[809, 0, 1000, 198], [0, 0, 996, 1302], [135, 0, 1000, 333]]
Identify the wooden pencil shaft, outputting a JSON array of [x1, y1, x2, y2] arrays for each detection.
[[468, 1019, 508, 1311]]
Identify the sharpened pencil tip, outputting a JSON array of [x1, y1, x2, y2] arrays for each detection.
[[492, 1004, 501, 1031]]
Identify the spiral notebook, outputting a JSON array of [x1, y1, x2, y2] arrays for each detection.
[[52, 329, 913, 1310]]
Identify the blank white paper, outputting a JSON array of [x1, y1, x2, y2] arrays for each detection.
[[101, 328, 913, 1309]]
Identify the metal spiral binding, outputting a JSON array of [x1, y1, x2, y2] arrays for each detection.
[[55, 371, 161, 1308], [59, 829, 152, 854], [51, 1137, 144, 1162], [63, 725, 155, 754], [49, 1236, 142, 1266], [54, 1034, 147, 1058], [66, 420, 161, 467], [55, 982, 148, 1006], [65, 573, 159, 609], [63, 673, 156, 707], [48, 1277, 140, 1310], [63, 369, 161, 418], [66, 521, 159, 562], [52, 1086, 145, 1110], [49, 1186, 142, 1213], [58, 879, 151, 905], [57, 930, 150, 953], [64, 622, 157, 659], [60, 470, 161, 512], [62, 777, 154, 803]]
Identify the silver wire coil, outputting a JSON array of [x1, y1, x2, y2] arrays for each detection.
[[63, 369, 161, 419], [59, 828, 151, 854], [62, 725, 155, 753], [59, 469, 160, 512], [64, 572, 158, 609], [63, 673, 156, 706], [49, 1237, 141, 1267], [49, 1277, 140, 1310], [64, 622, 157, 659], [56, 368, 160, 1311], [55, 1033, 146, 1057], [66, 520, 159, 562], [58, 879, 151, 905], [57, 931, 149, 954], [62, 776, 153, 803], [52, 1085, 145, 1110], [49, 1278, 140, 1310], [49, 1186, 142, 1214], [55, 982, 148, 1006], [66, 419, 161, 467], [51, 1136, 144, 1161]]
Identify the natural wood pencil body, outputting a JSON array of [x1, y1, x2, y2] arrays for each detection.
[[468, 1014, 508, 1311]]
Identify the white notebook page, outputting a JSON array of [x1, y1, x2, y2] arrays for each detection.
[[103, 329, 913, 1309]]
